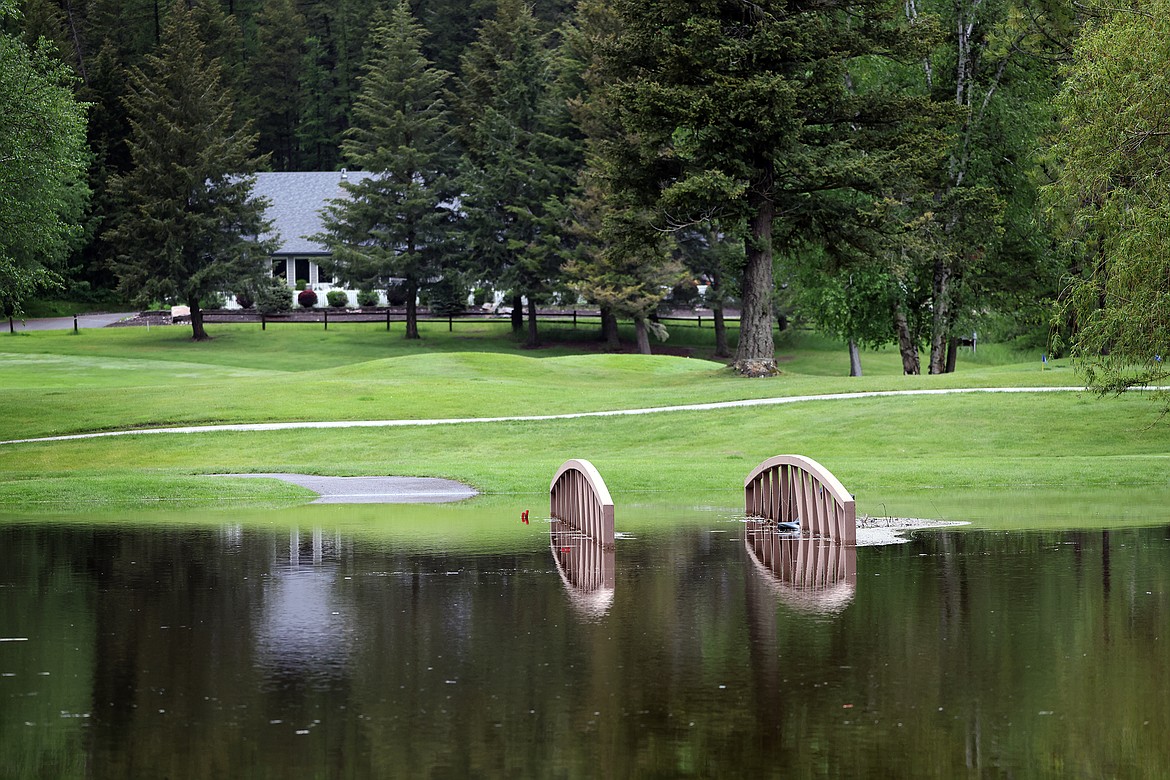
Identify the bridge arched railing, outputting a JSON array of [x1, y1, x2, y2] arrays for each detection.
[[550, 459, 615, 549], [744, 455, 856, 545]]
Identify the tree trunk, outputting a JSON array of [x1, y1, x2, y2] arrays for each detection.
[[733, 165, 777, 376], [713, 306, 728, 358], [634, 316, 651, 354], [945, 336, 958, 373], [894, 306, 920, 375], [928, 258, 951, 374], [526, 296, 539, 348], [405, 278, 420, 339], [601, 307, 620, 351], [511, 293, 523, 333], [189, 297, 209, 341], [848, 339, 862, 377]]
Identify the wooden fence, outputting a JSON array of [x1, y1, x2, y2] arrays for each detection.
[[744, 455, 856, 545], [549, 459, 615, 549]]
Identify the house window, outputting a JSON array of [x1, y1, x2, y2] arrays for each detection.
[[294, 258, 311, 287], [315, 263, 333, 286]]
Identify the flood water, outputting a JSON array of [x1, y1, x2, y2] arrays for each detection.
[[3, 505, 1170, 778]]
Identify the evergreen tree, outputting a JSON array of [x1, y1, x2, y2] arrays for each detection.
[[249, 0, 307, 170], [0, 0, 89, 319], [313, 0, 459, 340], [455, 0, 573, 347], [594, 0, 947, 376], [106, 0, 274, 341]]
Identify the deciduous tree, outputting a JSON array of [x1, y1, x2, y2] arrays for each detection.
[[0, 0, 89, 319], [1048, 1, 1170, 394]]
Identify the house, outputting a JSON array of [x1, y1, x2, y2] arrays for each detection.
[[252, 169, 375, 289]]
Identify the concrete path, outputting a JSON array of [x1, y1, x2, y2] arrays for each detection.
[[0, 386, 1087, 446], [5, 312, 137, 332]]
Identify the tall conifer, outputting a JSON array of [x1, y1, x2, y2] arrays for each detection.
[[106, 0, 273, 341], [314, 0, 459, 340]]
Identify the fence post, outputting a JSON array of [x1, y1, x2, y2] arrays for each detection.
[[698, 314, 702, 328], [73, 314, 79, 334], [262, 313, 266, 331], [448, 314, 453, 332], [324, 309, 328, 330], [386, 309, 390, 331], [573, 310, 577, 328]]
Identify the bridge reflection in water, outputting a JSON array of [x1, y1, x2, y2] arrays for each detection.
[[550, 518, 616, 620], [744, 519, 857, 614]]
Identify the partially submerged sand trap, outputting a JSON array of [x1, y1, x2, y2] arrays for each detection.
[[222, 473, 477, 504]]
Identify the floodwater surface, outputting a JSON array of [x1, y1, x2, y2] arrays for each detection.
[[2, 503, 1170, 778]]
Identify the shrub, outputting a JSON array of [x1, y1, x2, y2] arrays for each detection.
[[473, 286, 493, 307], [326, 289, 349, 308], [356, 288, 379, 307], [295, 278, 308, 291], [233, 288, 255, 309], [385, 282, 409, 307], [427, 276, 468, 317], [255, 279, 292, 314], [202, 291, 226, 310], [298, 288, 318, 308]]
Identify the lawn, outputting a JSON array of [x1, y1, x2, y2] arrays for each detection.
[[2, 318, 1166, 530]]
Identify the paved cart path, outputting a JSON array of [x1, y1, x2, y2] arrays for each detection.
[[0, 386, 1088, 446]]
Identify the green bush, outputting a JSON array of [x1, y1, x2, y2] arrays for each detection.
[[427, 276, 468, 317], [202, 291, 226, 310], [255, 279, 292, 314], [326, 289, 349, 308], [386, 282, 409, 307], [295, 279, 308, 291], [356, 288, 379, 307]]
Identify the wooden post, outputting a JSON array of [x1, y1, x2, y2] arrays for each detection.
[[262, 313, 266, 331], [324, 309, 328, 330], [73, 314, 79, 334]]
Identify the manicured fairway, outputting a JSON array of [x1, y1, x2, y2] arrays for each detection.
[[2, 321, 1166, 528]]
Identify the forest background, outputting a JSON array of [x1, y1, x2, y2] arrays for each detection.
[[1, 0, 1165, 387]]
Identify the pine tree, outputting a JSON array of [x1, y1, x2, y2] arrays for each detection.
[[249, 0, 308, 170], [455, 0, 573, 347], [595, 0, 947, 375], [313, 0, 459, 340], [106, 0, 274, 341]]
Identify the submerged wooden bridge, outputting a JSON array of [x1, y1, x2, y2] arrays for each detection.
[[744, 455, 856, 545], [549, 459, 615, 549]]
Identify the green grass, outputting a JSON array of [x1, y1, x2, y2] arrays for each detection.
[[1, 319, 1165, 530]]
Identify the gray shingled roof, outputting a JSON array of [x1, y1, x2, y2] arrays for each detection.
[[253, 171, 375, 256]]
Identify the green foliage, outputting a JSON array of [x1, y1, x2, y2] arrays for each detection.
[[250, 0, 308, 170], [455, 0, 576, 346], [326, 289, 349, 308], [105, 0, 275, 341], [1048, 1, 1170, 396], [356, 288, 380, 307], [254, 278, 291, 313], [314, 0, 459, 340], [593, 0, 949, 374], [0, 14, 89, 320], [424, 275, 467, 317]]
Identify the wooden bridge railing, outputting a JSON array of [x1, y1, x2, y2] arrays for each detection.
[[550, 459, 615, 549], [744, 455, 856, 545]]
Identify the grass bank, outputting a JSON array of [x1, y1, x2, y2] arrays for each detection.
[[2, 320, 1166, 530]]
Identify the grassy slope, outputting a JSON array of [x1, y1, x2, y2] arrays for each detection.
[[2, 321, 1166, 529]]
